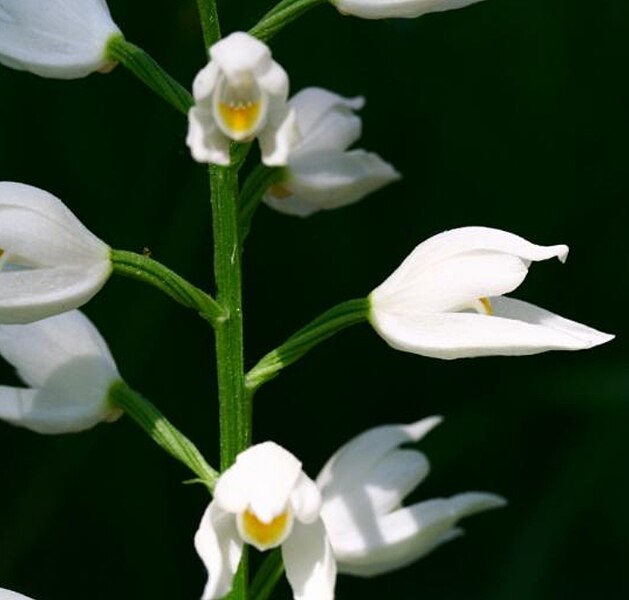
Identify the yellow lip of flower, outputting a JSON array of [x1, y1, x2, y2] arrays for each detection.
[[239, 508, 292, 551], [217, 100, 262, 136]]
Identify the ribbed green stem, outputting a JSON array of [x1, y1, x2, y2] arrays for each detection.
[[196, 0, 221, 49], [251, 550, 284, 600], [246, 298, 370, 392], [106, 35, 193, 115], [239, 165, 286, 243], [111, 249, 225, 327], [249, 0, 327, 42], [209, 162, 249, 600], [109, 380, 219, 490]]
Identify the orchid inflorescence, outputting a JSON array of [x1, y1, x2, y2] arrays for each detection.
[[0, 0, 614, 599]]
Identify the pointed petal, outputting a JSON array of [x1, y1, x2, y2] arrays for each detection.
[[290, 87, 364, 154], [215, 442, 303, 523], [282, 518, 336, 600], [195, 501, 244, 600], [370, 296, 614, 359], [266, 149, 399, 216], [317, 418, 441, 498], [0, 263, 112, 324], [0, 0, 120, 78], [332, 493, 505, 577], [0, 182, 110, 267], [332, 0, 486, 20]]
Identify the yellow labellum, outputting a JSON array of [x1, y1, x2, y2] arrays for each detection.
[[241, 509, 289, 547], [218, 101, 261, 135]]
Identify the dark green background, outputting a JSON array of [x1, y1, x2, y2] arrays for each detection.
[[0, 0, 627, 598]]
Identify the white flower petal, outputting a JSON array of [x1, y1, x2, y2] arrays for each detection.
[[282, 518, 336, 600], [209, 32, 271, 80], [332, 493, 505, 577], [259, 106, 298, 166], [333, 0, 486, 20], [195, 501, 244, 600], [215, 442, 303, 522], [290, 472, 322, 524], [290, 88, 364, 154], [0, 0, 121, 78], [0, 589, 35, 600], [317, 418, 441, 498], [187, 106, 231, 166], [192, 62, 219, 101], [370, 297, 614, 359], [0, 310, 121, 433], [266, 149, 399, 216]]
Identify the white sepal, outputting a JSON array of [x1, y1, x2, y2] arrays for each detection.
[[195, 501, 245, 600], [0, 589, 36, 600], [0, 0, 121, 78], [332, 0, 486, 20], [0, 310, 121, 433], [369, 226, 613, 359], [0, 182, 111, 324]]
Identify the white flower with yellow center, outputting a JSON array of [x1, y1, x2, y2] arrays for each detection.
[[264, 87, 399, 217], [195, 442, 336, 600], [187, 32, 296, 167], [0, 0, 121, 78], [369, 226, 613, 359], [332, 0, 486, 20], [0, 182, 111, 324], [318, 417, 505, 575], [0, 310, 122, 434]]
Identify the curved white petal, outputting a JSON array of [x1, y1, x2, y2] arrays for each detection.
[[0, 182, 109, 266], [0, 263, 112, 324], [0, 310, 120, 433], [290, 88, 364, 154], [195, 501, 244, 600], [210, 32, 271, 80], [370, 296, 614, 359], [0, 0, 121, 78], [332, 493, 505, 577], [290, 472, 322, 524], [373, 227, 568, 304], [187, 107, 231, 166], [192, 62, 219, 101], [317, 418, 441, 498], [259, 105, 298, 166], [321, 449, 430, 537], [215, 442, 303, 523], [0, 589, 35, 600], [282, 518, 336, 600], [333, 0, 486, 20], [256, 60, 290, 101], [266, 150, 399, 216]]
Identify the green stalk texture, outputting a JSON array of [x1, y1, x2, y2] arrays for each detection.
[[196, 0, 222, 49], [209, 163, 249, 600], [249, 0, 327, 42]]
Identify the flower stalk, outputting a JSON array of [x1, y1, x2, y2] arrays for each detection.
[[109, 380, 219, 489], [111, 249, 225, 326], [106, 35, 193, 114], [245, 298, 369, 392], [196, 0, 222, 49]]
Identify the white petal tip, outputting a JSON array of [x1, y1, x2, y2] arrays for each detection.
[[405, 416, 443, 440]]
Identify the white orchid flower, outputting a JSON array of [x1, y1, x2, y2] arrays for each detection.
[[332, 0, 486, 20], [263, 87, 399, 217], [195, 442, 336, 600], [0, 589, 35, 600], [0, 182, 111, 324], [369, 226, 614, 359], [0, 309, 122, 434], [187, 32, 296, 167], [318, 417, 505, 576], [0, 0, 121, 78]]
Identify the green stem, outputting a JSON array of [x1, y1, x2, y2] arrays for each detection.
[[106, 35, 193, 115], [196, 0, 222, 49], [209, 161, 249, 599], [251, 550, 284, 600], [109, 380, 219, 490], [246, 298, 369, 392], [239, 165, 286, 243], [249, 0, 327, 43], [111, 249, 225, 327]]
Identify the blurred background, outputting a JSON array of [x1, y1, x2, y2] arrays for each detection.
[[0, 0, 627, 598]]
